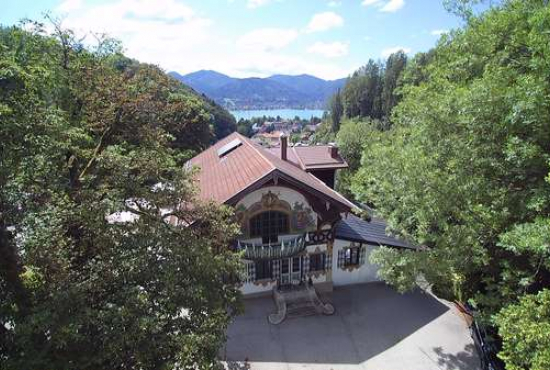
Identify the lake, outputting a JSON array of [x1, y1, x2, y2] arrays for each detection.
[[231, 109, 325, 121]]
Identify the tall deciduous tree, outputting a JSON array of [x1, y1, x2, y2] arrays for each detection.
[[0, 22, 241, 369], [351, 1, 550, 367]]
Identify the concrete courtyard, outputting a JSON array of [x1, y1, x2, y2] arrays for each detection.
[[222, 283, 480, 370]]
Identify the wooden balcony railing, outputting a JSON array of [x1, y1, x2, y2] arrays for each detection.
[[235, 229, 334, 260], [236, 234, 307, 260]]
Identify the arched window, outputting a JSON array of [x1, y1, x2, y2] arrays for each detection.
[[249, 211, 289, 244]]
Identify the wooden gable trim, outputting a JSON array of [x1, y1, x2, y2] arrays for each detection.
[[225, 169, 351, 212], [225, 170, 350, 232]]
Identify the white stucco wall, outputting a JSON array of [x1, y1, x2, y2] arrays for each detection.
[[236, 186, 311, 210], [332, 239, 381, 286], [236, 186, 329, 296], [236, 186, 318, 232]]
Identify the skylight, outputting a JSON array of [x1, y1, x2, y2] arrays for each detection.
[[217, 138, 242, 157]]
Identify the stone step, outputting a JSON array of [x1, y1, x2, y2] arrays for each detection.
[[287, 300, 315, 309], [287, 306, 319, 318]]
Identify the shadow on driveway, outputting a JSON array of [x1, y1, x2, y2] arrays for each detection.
[[222, 282, 479, 369]]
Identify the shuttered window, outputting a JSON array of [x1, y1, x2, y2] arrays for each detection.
[[309, 253, 326, 272], [345, 247, 360, 266], [337, 245, 364, 269]]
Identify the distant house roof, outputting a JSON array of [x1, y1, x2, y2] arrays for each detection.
[[267, 144, 348, 171], [186, 132, 356, 210], [335, 214, 415, 250]]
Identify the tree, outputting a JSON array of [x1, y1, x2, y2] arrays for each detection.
[[495, 290, 550, 370], [237, 118, 254, 137], [0, 22, 241, 369], [333, 54, 407, 127], [329, 89, 344, 132], [381, 51, 407, 118], [202, 96, 237, 140], [342, 60, 384, 119], [443, 0, 491, 19], [353, 0, 550, 318], [335, 118, 378, 198]]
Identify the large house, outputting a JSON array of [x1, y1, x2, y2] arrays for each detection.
[[187, 132, 413, 304]]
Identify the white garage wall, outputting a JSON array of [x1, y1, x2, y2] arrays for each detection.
[[332, 239, 381, 287]]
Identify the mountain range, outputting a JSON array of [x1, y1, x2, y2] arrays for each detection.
[[169, 70, 347, 111]]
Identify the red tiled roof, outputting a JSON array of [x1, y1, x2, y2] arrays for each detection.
[[187, 132, 355, 210], [267, 145, 348, 170]]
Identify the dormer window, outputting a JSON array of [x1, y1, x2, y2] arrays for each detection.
[[249, 211, 289, 244]]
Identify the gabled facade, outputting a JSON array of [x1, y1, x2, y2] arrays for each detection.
[[187, 132, 413, 297]]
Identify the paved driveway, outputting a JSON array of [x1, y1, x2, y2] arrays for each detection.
[[222, 283, 480, 370]]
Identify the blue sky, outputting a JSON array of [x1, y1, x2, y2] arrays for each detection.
[[1, 0, 466, 79]]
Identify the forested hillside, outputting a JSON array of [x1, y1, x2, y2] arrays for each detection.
[[0, 22, 241, 369], [315, 50, 409, 198], [170, 70, 346, 110], [325, 1, 550, 369]]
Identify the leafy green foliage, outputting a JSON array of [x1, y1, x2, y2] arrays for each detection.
[[0, 22, 241, 369], [328, 89, 344, 132], [335, 118, 378, 199], [495, 289, 550, 370], [349, 1, 550, 367]]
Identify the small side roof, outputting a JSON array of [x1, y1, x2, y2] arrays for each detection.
[[335, 214, 415, 250], [267, 144, 348, 171]]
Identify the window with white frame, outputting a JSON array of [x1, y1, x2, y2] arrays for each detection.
[[337, 244, 364, 269], [344, 247, 361, 267], [249, 211, 289, 244]]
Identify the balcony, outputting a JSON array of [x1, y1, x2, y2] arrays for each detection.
[[236, 234, 307, 260]]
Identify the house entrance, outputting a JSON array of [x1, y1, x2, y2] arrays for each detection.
[[280, 256, 302, 286]]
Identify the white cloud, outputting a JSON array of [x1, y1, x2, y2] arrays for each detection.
[[362, 0, 383, 5], [362, 0, 405, 13], [236, 28, 298, 51], [307, 41, 349, 58], [56, 0, 213, 70], [328, 1, 341, 7], [52, 0, 352, 80], [247, 0, 271, 8], [381, 46, 411, 58], [381, 0, 405, 12], [431, 29, 448, 36], [56, 0, 82, 12], [306, 12, 344, 33]]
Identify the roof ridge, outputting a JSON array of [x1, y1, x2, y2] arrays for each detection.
[[291, 145, 306, 170], [235, 132, 276, 172]]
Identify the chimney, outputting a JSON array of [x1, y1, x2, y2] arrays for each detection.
[[280, 133, 288, 161], [329, 144, 338, 158]]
